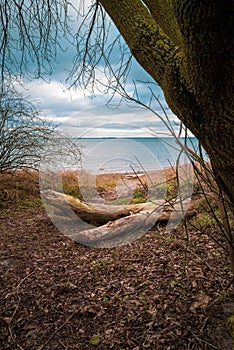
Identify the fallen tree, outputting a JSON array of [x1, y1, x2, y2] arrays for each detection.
[[42, 189, 162, 222], [41, 189, 198, 246]]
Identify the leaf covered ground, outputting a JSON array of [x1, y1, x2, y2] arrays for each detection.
[[0, 172, 234, 349]]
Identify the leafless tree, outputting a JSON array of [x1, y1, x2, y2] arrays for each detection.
[[0, 79, 58, 172]]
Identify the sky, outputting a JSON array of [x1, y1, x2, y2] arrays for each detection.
[[19, 75, 179, 139], [16, 1, 181, 139]]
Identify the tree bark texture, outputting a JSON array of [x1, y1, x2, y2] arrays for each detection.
[[99, 0, 234, 207]]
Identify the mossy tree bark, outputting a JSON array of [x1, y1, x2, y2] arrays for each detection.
[[99, 0, 234, 273], [99, 0, 234, 208]]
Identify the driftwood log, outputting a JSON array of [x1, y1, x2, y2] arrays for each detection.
[[41, 190, 197, 246], [41, 189, 164, 224]]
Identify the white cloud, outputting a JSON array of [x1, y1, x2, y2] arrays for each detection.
[[57, 102, 178, 138], [19, 79, 92, 118], [24, 80, 87, 103], [16, 76, 182, 138]]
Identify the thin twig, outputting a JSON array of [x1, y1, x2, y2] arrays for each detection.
[[200, 316, 210, 333], [191, 331, 218, 349], [7, 270, 36, 349], [206, 277, 234, 309], [58, 339, 69, 349], [9, 270, 36, 324], [37, 312, 77, 350]]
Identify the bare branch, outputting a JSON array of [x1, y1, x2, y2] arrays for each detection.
[[0, 0, 76, 80]]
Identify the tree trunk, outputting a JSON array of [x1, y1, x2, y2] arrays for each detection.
[[98, 0, 234, 274], [99, 0, 234, 209]]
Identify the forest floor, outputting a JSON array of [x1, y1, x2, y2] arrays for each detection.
[[0, 171, 234, 350]]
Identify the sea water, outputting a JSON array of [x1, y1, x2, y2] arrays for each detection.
[[74, 137, 205, 174]]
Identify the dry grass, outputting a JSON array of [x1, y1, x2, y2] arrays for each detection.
[[0, 170, 40, 209]]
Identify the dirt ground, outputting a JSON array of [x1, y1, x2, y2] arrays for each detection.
[[0, 171, 234, 349]]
